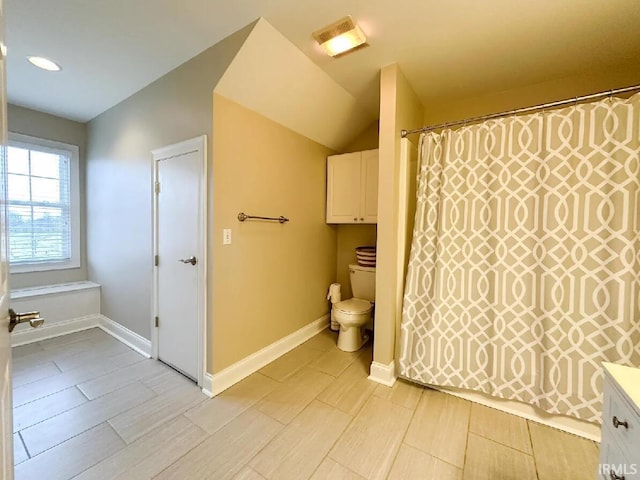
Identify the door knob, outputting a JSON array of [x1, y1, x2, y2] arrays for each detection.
[[178, 256, 197, 266], [8, 309, 45, 333]]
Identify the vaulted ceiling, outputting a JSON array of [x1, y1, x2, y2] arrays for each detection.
[[5, 0, 640, 122]]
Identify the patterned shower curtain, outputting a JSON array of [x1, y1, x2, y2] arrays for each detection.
[[399, 93, 640, 422]]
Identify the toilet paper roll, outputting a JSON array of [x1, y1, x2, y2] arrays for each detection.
[[327, 283, 341, 303]]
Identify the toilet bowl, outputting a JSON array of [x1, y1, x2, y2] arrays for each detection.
[[332, 264, 376, 352], [333, 298, 372, 352]]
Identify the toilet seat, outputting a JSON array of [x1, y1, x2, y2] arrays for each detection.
[[334, 298, 372, 314]]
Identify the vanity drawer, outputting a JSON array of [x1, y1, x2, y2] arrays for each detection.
[[599, 425, 639, 479], [602, 375, 640, 459]]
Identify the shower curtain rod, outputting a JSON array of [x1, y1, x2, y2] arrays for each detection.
[[400, 84, 640, 138]]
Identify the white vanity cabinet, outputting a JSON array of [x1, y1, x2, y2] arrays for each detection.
[[326, 149, 378, 224], [599, 363, 640, 480]]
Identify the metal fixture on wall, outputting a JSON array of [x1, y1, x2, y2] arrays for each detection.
[[401, 84, 640, 137], [237, 212, 289, 223]]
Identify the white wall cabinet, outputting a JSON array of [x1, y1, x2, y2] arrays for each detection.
[[326, 149, 378, 224], [599, 363, 640, 480]]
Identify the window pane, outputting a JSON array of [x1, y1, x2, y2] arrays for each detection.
[[8, 147, 29, 174], [8, 205, 31, 233], [31, 177, 60, 203], [9, 234, 33, 262], [8, 205, 33, 263], [34, 233, 65, 260], [8, 174, 30, 201], [7, 138, 75, 267], [31, 151, 61, 179], [32, 206, 69, 261]]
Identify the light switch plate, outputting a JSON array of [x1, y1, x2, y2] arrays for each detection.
[[223, 229, 232, 245]]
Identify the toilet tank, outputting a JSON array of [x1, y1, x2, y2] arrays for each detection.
[[349, 264, 376, 302]]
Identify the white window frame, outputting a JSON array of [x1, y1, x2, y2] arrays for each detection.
[[7, 132, 81, 273]]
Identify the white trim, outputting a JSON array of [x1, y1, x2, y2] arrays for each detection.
[[8, 132, 81, 274], [98, 315, 152, 358], [210, 315, 329, 396], [11, 314, 100, 347], [151, 135, 207, 388], [368, 360, 397, 387], [201, 373, 214, 398], [11, 281, 100, 299], [431, 384, 600, 442]]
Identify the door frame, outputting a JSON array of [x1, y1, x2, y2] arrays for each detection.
[[151, 135, 207, 388], [0, 1, 14, 476]]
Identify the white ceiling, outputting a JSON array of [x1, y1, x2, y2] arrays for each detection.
[[5, 0, 640, 123]]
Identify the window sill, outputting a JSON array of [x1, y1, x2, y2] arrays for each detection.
[[11, 281, 100, 300], [10, 261, 81, 275]]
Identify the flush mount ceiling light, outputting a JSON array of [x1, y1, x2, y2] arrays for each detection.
[[27, 56, 62, 71], [313, 16, 367, 57]]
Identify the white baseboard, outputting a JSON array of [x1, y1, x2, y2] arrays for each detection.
[[97, 315, 152, 358], [368, 360, 397, 387], [432, 384, 601, 442], [11, 314, 101, 347], [11, 313, 152, 360], [210, 314, 329, 396], [201, 373, 214, 398]]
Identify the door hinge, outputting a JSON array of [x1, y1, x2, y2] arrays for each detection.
[[155, 181, 161, 194], [155, 316, 159, 328], [154, 255, 159, 266]]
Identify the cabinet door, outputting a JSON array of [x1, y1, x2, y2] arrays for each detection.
[[327, 152, 362, 223], [599, 429, 639, 479], [360, 149, 379, 223]]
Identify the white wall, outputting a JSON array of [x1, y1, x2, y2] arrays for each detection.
[[86, 23, 254, 339], [7, 104, 88, 288]]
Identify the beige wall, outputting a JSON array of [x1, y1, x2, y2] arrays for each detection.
[[215, 18, 374, 152], [212, 94, 336, 372], [86, 24, 253, 339], [374, 64, 424, 367], [342, 121, 379, 154], [334, 120, 379, 298], [335, 226, 377, 300], [7, 104, 88, 288], [423, 62, 640, 125]]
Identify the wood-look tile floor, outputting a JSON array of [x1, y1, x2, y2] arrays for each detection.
[[12, 327, 601, 479]]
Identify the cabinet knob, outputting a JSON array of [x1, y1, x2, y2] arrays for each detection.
[[360, 218, 364, 221], [353, 218, 358, 221], [612, 416, 629, 429]]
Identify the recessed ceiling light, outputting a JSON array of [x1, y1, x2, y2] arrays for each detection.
[[313, 16, 367, 57], [27, 56, 62, 71]]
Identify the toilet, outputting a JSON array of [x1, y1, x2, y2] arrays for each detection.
[[332, 264, 375, 352]]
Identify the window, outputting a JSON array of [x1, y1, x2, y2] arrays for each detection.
[[7, 133, 80, 273]]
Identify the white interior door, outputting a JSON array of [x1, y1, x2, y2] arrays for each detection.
[[153, 136, 206, 383], [0, 2, 13, 477]]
